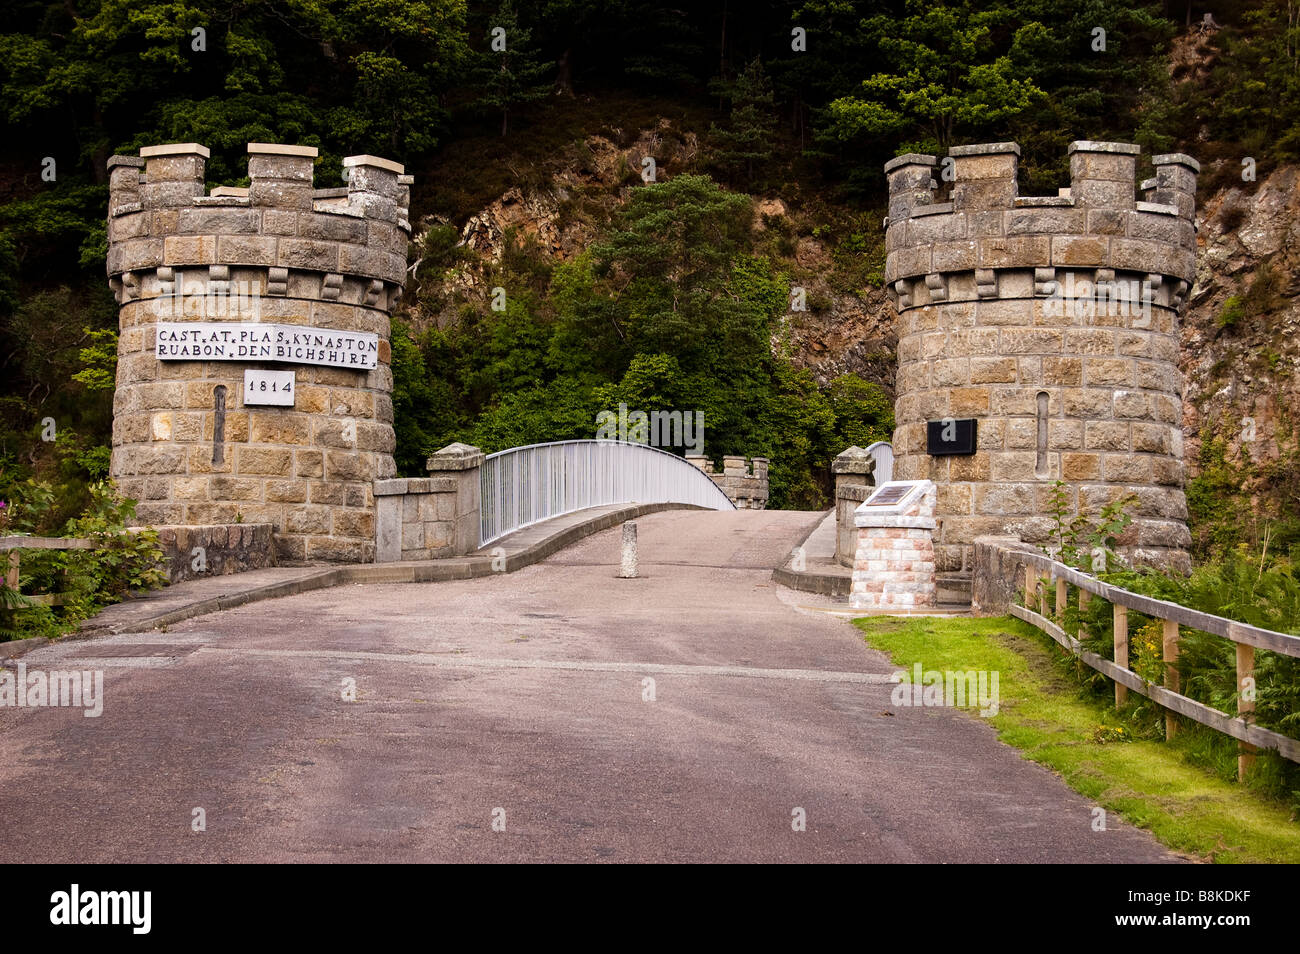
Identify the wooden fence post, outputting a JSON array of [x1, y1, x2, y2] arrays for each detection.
[[1237, 643, 1257, 782], [1055, 577, 1067, 625], [1025, 564, 1036, 608], [1078, 589, 1090, 640], [1113, 603, 1128, 707], [4, 550, 17, 589], [1163, 618, 1181, 739], [1038, 574, 1049, 618]]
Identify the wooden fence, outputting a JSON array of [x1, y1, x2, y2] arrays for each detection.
[[0, 535, 100, 608], [996, 546, 1300, 781]]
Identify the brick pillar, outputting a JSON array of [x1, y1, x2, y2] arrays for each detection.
[[425, 442, 485, 556], [833, 446, 876, 567], [849, 480, 937, 613], [1068, 141, 1139, 208], [949, 142, 1019, 211]]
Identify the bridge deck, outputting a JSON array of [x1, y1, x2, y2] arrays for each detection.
[[0, 509, 1174, 862]]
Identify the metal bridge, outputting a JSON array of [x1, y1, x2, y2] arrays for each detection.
[[479, 440, 736, 547]]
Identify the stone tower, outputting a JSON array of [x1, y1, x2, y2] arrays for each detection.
[[106, 142, 412, 562], [884, 141, 1197, 574]]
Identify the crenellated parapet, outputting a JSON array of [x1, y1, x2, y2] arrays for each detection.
[[884, 142, 1198, 314], [107, 143, 411, 314], [884, 141, 1198, 576]]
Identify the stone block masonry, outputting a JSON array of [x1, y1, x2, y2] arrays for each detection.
[[685, 455, 769, 509], [154, 523, 276, 583], [884, 141, 1197, 575], [833, 446, 876, 567], [107, 142, 412, 563], [374, 444, 485, 563]]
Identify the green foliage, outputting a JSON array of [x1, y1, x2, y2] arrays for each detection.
[[708, 57, 778, 188], [71, 327, 119, 392], [471, 0, 553, 136], [1217, 294, 1246, 328], [826, 374, 894, 450], [0, 481, 166, 642], [823, 0, 1045, 150], [1021, 538, 1300, 808], [1197, 0, 1300, 164], [1043, 480, 1137, 570]]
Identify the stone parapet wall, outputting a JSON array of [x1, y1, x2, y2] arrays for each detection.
[[686, 455, 769, 509], [885, 141, 1196, 575], [107, 142, 411, 564], [832, 445, 876, 567], [836, 484, 871, 567], [374, 444, 484, 563], [154, 523, 276, 583]]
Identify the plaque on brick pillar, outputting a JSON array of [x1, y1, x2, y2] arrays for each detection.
[[849, 480, 937, 614]]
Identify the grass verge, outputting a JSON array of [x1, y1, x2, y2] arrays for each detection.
[[854, 614, 1300, 863]]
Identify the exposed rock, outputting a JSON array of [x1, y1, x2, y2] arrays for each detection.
[[1181, 163, 1300, 519]]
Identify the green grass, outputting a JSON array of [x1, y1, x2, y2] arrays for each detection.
[[854, 614, 1300, 863]]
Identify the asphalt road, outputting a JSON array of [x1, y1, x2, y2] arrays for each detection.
[[0, 509, 1175, 862]]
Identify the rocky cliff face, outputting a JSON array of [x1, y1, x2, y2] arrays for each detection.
[[1182, 164, 1300, 524]]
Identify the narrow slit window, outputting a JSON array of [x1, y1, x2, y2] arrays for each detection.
[[213, 385, 227, 465], [1035, 391, 1049, 478]]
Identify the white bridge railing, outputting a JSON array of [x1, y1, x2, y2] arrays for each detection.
[[479, 440, 736, 546]]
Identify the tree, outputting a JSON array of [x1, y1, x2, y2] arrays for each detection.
[[822, 0, 1044, 151], [472, 0, 553, 135], [590, 174, 764, 371], [709, 57, 778, 187]]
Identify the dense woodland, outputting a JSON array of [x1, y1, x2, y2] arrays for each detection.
[[0, 0, 1296, 526]]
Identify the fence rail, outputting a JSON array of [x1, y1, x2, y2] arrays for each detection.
[[479, 440, 736, 547], [993, 545, 1300, 778], [0, 536, 101, 608]]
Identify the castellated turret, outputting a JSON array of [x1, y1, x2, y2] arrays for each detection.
[[884, 141, 1198, 575], [106, 142, 412, 563]]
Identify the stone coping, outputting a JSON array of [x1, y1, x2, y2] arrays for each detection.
[[884, 153, 938, 173], [853, 513, 936, 530], [950, 142, 1021, 157], [1135, 200, 1179, 216], [1068, 141, 1141, 155], [343, 154, 405, 174], [248, 143, 319, 157], [426, 442, 486, 471], [1013, 196, 1073, 208], [141, 142, 211, 159], [1152, 153, 1201, 172]]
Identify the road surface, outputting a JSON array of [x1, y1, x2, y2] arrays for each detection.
[[0, 509, 1174, 862]]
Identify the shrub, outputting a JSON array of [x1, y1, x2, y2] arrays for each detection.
[[0, 482, 166, 641]]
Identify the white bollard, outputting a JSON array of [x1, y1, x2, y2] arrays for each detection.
[[620, 521, 638, 578]]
